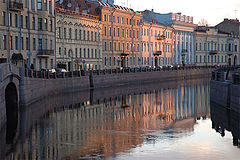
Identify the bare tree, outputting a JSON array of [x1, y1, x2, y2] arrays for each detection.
[[198, 19, 209, 26]]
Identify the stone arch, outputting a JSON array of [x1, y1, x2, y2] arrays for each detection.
[[5, 82, 18, 144]]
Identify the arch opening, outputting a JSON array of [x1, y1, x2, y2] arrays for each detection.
[[5, 82, 18, 144]]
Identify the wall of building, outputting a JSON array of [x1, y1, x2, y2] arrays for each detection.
[[56, 9, 102, 71], [0, 0, 55, 70], [141, 21, 174, 66]]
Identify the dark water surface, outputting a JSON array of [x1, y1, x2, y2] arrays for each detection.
[[1, 79, 240, 160]]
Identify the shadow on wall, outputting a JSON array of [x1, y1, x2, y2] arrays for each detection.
[[5, 82, 18, 144]]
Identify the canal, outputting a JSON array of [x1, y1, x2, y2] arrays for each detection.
[[1, 78, 240, 159]]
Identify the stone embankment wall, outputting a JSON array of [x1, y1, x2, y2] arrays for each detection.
[[20, 67, 213, 106], [210, 69, 240, 112]]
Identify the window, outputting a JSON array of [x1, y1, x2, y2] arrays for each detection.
[[15, 36, 18, 50], [44, 18, 48, 31], [104, 14, 107, 21], [110, 27, 112, 36], [122, 29, 124, 37], [26, 16, 28, 28], [117, 28, 120, 37], [83, 30, 86, 40], [45, 39, 48, 49], [64, 28, 66, 39], [37, 0, 42, 10], [21, 37, 24, 50], [75, 29, 77, 40], [75, 48, 78, 58], [15, 14, 18, 27], [50, 20, 53, 32], [50, 40, 53, 50], [10, 13, 12, 26], [2, 12, 6, 26], [33, 38, 36, 50], [20, 15, 23, 28], [38, 18, 42, 30], [69, 28, 72, 39], [31, 0, 35, 10], [79, 30, 82, 40], [59, 47, 62, 55], [3, 35, 7, 50], [26, 37, 29, 50], [104, 42, 107, 51], [32, 16, 35, 30], [38, 38, 42, 50], [104, 27, 107, 36], [10, 36, 13, 50], [117, 17, 120, 23]]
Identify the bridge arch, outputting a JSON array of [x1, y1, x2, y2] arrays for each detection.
[[5, 82, 18, 144]]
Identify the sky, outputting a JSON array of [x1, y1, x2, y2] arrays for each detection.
[[115, 0, 240, 25]]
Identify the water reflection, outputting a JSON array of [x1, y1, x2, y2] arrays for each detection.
[[1, 79, 213, 159], [211, 103, 240, 147]]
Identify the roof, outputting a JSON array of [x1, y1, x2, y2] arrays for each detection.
[[91, 0, 135, 12]]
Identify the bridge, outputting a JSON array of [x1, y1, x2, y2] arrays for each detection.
[[0, 63, 215, 133]]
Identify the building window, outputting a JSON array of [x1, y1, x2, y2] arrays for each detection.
[[38, 38, 42, 50], [104, 42, 107, 51], [38, 18, 42, 30], [50, 40, 53, 50], [50, 20, 53, 32], [51, 59, 53, 68], [10, 36, 13, 50], [75, 29, 77, 40], [59, 47, 62, 55], [32, 16, 35, 30], [26, 37, 29, 50], [21, 37, 24, 50], [68, 28, 72, 39], [15, 14, 18, 27], [33, 38, 36, 50], [2, 12, 6, 26], [37, 0, 42, 10], [75, 48, 78, 58], [15, 36, 18, 50], [3, 35, 6, 50], [25, 16, 29, 28], [83, 30, 86, 40], [45, 59, 48, 69], [104, 14, 107, 21], [20, 15, 23, 28], [64, 28, 66, 39], [104, 57, 107, 66], [10, 13, 12, 26], [39, 59, 42, 69]]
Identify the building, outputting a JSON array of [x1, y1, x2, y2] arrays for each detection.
[[91, 0, 115, 4], [216, 19, 240, 65], [195, 26, 239, 66], [142, 10, 196, 65], [0, 0, 55, 70], [90, 1, 142, 69], [56, 7, 102, 71], [141, 20, 174, 67]]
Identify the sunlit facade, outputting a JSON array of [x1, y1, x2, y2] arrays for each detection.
[[195, 26, 239, 66], [0, 0, 55, 70], [141, 20, 174, 67], [56, 8, 102, 71]]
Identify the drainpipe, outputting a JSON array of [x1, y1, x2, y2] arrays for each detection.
[[7, 0, 10, 64]]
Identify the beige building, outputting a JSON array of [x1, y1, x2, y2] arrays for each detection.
[[56, 7, 102, 71], [0, 0, 55, 70], [194, 26, 239, 66], [141, 20, 174, 67]]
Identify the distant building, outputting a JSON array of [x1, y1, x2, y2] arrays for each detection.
[[91, 0, 115, 4], [142, 10, 196, 65], [194, 26, 239, 66], [141, 20, 174, 67]]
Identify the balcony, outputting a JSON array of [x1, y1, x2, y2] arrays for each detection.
[[209, 50, 218, 55], [156, 35, 166, 41], [37, 49, 54, 58], [9, 1, 23, 12], [153, 51, 162, 56]]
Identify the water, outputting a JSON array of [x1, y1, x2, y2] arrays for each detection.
[[1, 79, 240, 160]]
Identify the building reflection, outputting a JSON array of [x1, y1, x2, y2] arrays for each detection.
[[211, 103, 240, 147], [2, 80, 210, 160]]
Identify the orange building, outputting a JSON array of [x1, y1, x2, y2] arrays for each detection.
[[91, 1, 142, 69]]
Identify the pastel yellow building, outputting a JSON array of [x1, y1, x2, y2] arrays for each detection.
[[56, 8, 102, 71], [194, 26, 239, 66], [141, 20, 174, 67]]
